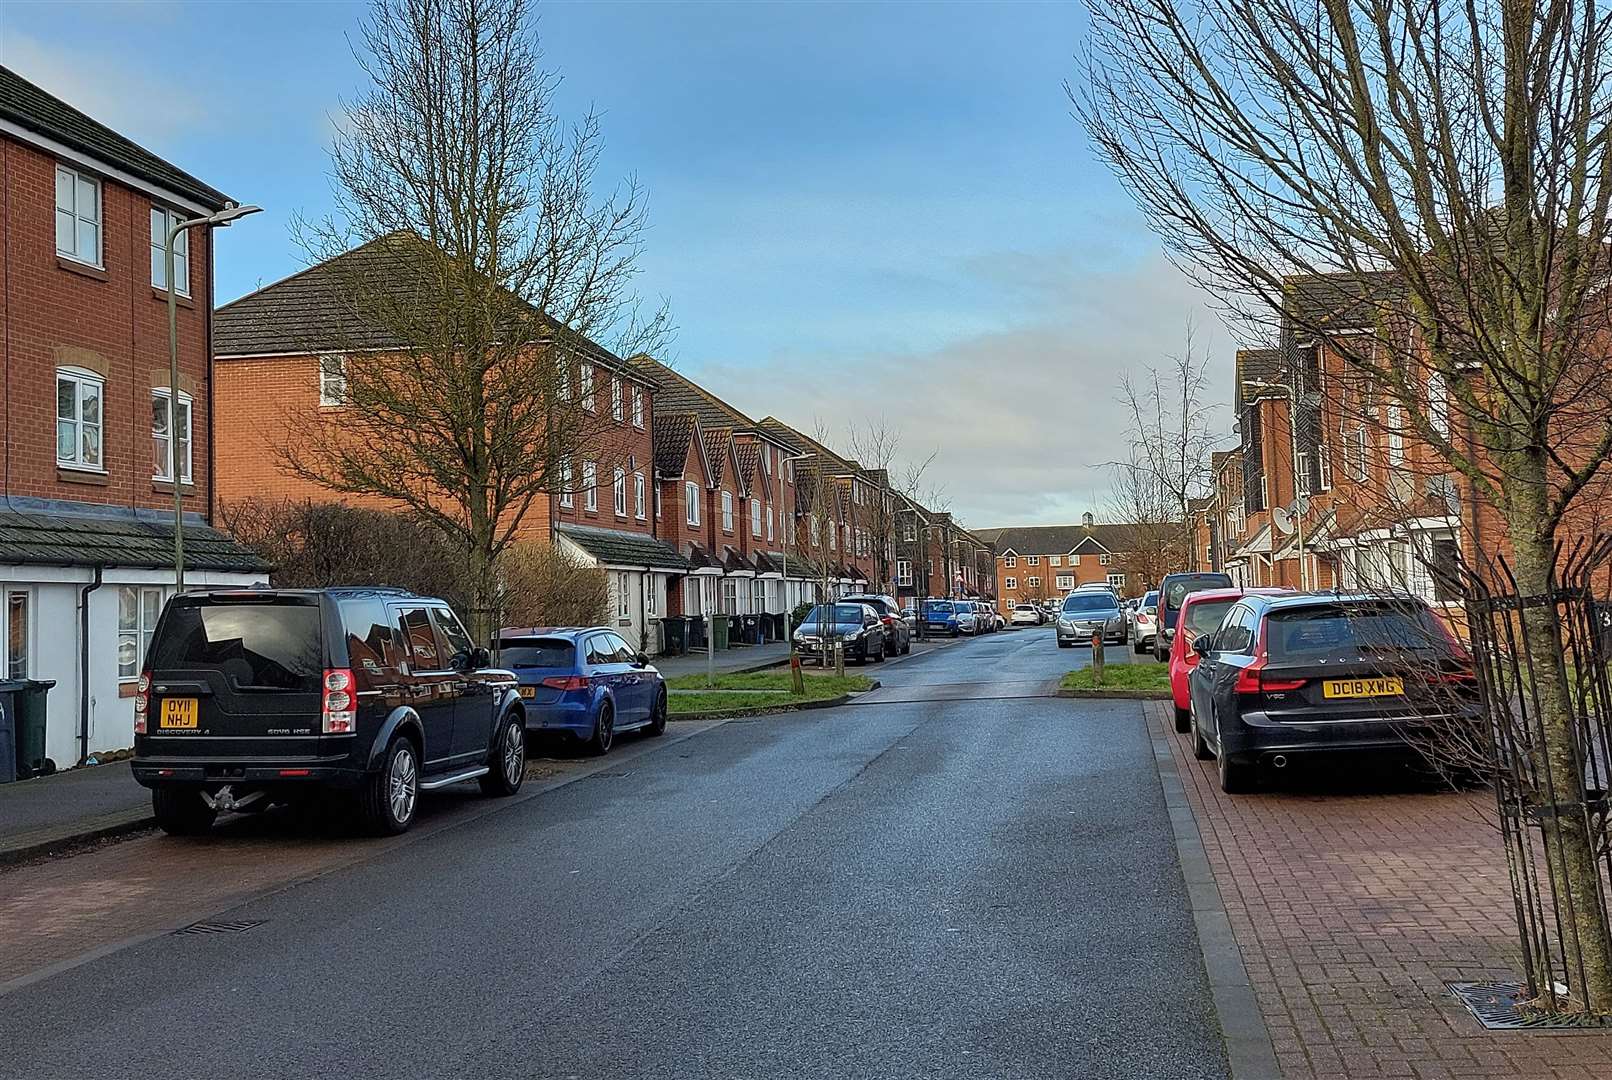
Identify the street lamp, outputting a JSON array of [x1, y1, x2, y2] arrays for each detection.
[[166, 202, 261, 590], [1243, 376, 1322, 590]]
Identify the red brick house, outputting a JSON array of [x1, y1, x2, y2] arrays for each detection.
[[0, 66, 266, 770]]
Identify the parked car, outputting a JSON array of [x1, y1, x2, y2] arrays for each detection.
[[955, 603, 980, 635], [497, 627, 667, 754], [900, 606, 919, 628], [1168, 588, 1292, 731], [1055, 591, 1127, 647], [841, 593, 913, 655], [793, 602, 890, 663], [1130, 590, 1161, 654], [922, 598, 965, 636], [1010, 603, 1043, 626], [971, 601, 999, 632], [1155, 571, 1234, 662], [131, 587, 527, 837], [1186, 593, 1479, 793]]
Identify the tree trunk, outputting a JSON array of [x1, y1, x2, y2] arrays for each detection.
[[1506, 470, 1612, 1013]]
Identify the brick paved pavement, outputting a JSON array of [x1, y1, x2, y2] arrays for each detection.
[[1148, 700, 1612, 1079]]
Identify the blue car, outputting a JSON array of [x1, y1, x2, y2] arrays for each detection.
[[497, 626, 667, 755], [921, 599, 963, 637]]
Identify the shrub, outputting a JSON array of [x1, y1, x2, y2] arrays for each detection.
[[495, 542, 610, 631]]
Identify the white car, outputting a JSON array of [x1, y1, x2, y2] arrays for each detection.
[[1010, 603, 1043, 626], [955, 606, 979, 634], [1130, 589, 1160, 654]]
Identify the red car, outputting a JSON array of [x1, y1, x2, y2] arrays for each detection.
[[1170, 587, 1293, 732]]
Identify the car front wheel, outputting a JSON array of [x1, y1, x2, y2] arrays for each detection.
[[480, 715, 525, 797], [153, 787, 217, 837]]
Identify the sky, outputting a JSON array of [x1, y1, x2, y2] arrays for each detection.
[[1, 0, 1235, 527]]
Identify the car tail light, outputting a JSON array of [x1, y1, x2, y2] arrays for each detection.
[[1232, 624, 1309, 695], [541, 675, 592, 692], [322, 668, 356, 734], [133, 672, 150, 734]]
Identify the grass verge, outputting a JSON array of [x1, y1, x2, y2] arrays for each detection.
[[1060, 664, 1171, 692], [667, 672, 873, 717]]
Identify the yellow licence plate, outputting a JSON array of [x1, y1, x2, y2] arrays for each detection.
[[1322, 677, 1404, 700], [519, 686, 535, 699], [159, 698, 198, 729]]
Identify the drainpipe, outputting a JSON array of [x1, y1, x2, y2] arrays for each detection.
[[78, 565, 104, 765]]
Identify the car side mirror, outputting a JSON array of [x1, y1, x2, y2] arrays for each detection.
[[1192, 636, 1213, 658], [635, 651, 649, 666], [466, 646, 491, 670]]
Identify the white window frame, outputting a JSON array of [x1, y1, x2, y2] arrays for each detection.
[[581, 365, 595, 411], [632, 386, 645, 429], [646, 574, 658, 615], [559, 458, 574, 508], [1106, 573, 1127, 589], [55, 164, 102, 266], [1427, 372, 1450, 440], [611, 376, 624, 422], [117, 585, 166, 680], [1003, 554, 1016, 568], [1318, 442, 1334, 491], [150, 206, 191, 296], [1055, 574, 1074, 590], [1004, 576, 1017, 591], [654, 484, 662, 519], [766, 505, 774, 542], [721, 491, 735, 533], [613, 466, 627, 516], [1050, 555, 1061, 566], [557, 355, 574, 402], [1026, 576, 1040, 588], [55, 367, 105, 471], [4, 589, 31, 680], [1099, 553, 1112, 566], [750, 497, 762, 538], [896, 559, 913, 586], [151, 388, 193, 484], [686, 481, 700, 526], [617, 572, 631, 618], [635, 472, 646, 519], [583, 460, 598, 511], [1027, 555, 1040, 567], [319, 354, 348, 406]]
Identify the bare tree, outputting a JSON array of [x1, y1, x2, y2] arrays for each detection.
[[283, 0, 671, 641], [1078, 0, 1612, 1010], [1104, 464, 1188, 593]]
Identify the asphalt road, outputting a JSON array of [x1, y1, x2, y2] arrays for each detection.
[[1, 628, 1227, 1080]]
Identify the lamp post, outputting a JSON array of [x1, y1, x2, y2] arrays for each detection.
[[1243, 376, 1322, 590], [166, 202, 261, 590]]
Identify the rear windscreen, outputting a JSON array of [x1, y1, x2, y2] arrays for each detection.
[[149, 602, 323, 690], [1183, 598, 1237, 636], [1165, 576, 1231, 608], [1266, 605, 1447, 660], [924, 601, 953, 614], [499, 639, 575, 667]]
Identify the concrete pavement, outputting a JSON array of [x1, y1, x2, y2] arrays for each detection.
[[0, 628, 1228, 1079]]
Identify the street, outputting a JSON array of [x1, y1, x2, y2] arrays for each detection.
[[0, 630, 1227, 1080]]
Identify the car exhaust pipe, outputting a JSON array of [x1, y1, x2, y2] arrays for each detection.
[[1271, 754, 1289, 769]]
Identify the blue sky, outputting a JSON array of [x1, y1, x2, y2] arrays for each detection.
[[1, 0, 1229, 525]]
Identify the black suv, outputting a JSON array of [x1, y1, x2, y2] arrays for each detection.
[[132, 587, 527, 836]]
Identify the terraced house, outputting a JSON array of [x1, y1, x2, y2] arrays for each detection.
[[0, 68, 267, 771], [978, 515, 1140, 615]]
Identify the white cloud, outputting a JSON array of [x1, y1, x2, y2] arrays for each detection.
[[691, 251, 1236, 529], [1, 31, 213, 144]]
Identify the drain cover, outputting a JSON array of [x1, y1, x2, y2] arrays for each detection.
[[174, 919, 264, 936], [1449, 981, 1612, 1029]]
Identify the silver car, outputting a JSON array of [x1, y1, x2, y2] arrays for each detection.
[[1055, 591, 1126, 648]]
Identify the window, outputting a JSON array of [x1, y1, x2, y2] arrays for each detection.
[[1106, 573, 1126, 589], [557, 355, 574, 402], [809, 513, 820, 545], [1431, 536, 1460, 602], [784, 459, 794, 483], [828, 523, 836, 550], [151, 389, 193, 483], [618, 572, 631, 618], [583, 460, 598, 511], [1427, 372, 1450, 439], [5, 591, 29, 679], [645, 575, 657, 615], [1050, 555, 1061, 567], [117, 586, 165, 679], [1387, 403, 1405, 466], [722, 491, 734, 532], [581, 365, 595, 410], [766, 505, 774, 542], [897, 559, 913, 586], [1318, 442, 1334, 491], [1027, 576, 1041, 588], [632, 386, 644, 429], [559, 457, 574, 508], [686, 481, 700, 526], [1099, 553, 1112, 566], [1344, 425, 1369, 482], [1055, 574, 1074, 590], [1003, 555, 1016, 569], [56, 368, 104, 470], [903, 522, 917, 543], [762, 445, 771, 473], [319, 354, 347, 406], [613, 466, 627, 516], [751, 498, 762, 538], [429, 607, 476, 668], [635, 473, 646, 519], [55, 164, 101, 265], [1070, 554, 1082, 568], [611, 377, 624, 421], [149, 206, 190, 294], [1004, 576, 1017, 591], [654, 485, 662, 519], [1027, 555, 1040, 566]]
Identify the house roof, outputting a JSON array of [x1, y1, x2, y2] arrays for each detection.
[[555, 524, 689, 571], [652, 412, 696, 477], [1235, 347, 1285, 408], [0, 503, 268, 573], [756, 417, 859, 475], [627, 357, 800, 452], [703, 429, 731, 487], [976, 522, 1143, 556], [0, 66, 229, 210], [1282, 270, 1400, 333]]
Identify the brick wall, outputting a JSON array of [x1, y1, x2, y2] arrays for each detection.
[[552, 366, 656, 538], [3, 136, 213, 517]]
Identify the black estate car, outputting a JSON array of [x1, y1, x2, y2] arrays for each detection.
[[132, 587, 528, 836], [1154, 571, 1233, 661], [1186, 593, 1478, 793]]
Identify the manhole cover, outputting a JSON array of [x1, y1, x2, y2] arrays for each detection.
[[1449, 981, 1612, 1030], [174, 919, 265, 936]]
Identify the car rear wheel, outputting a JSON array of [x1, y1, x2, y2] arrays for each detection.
[[586, 702, 615, 755], [1173, 705, 1192, 734], [359, 736, 419, 835], [480, 715, 526, 797], [152, 787, 217, 837], [646, 686, 668, 736], [1133, 638, 1147, 655], [1218, 750, 1257, 794]]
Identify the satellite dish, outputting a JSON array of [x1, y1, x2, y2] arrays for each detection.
[[1272, 505, 1295, 536]]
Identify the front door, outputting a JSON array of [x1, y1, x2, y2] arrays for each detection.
[[394, 605, 458, 768], [433, 606, 495, 761], [604, 631, 648, 721]]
